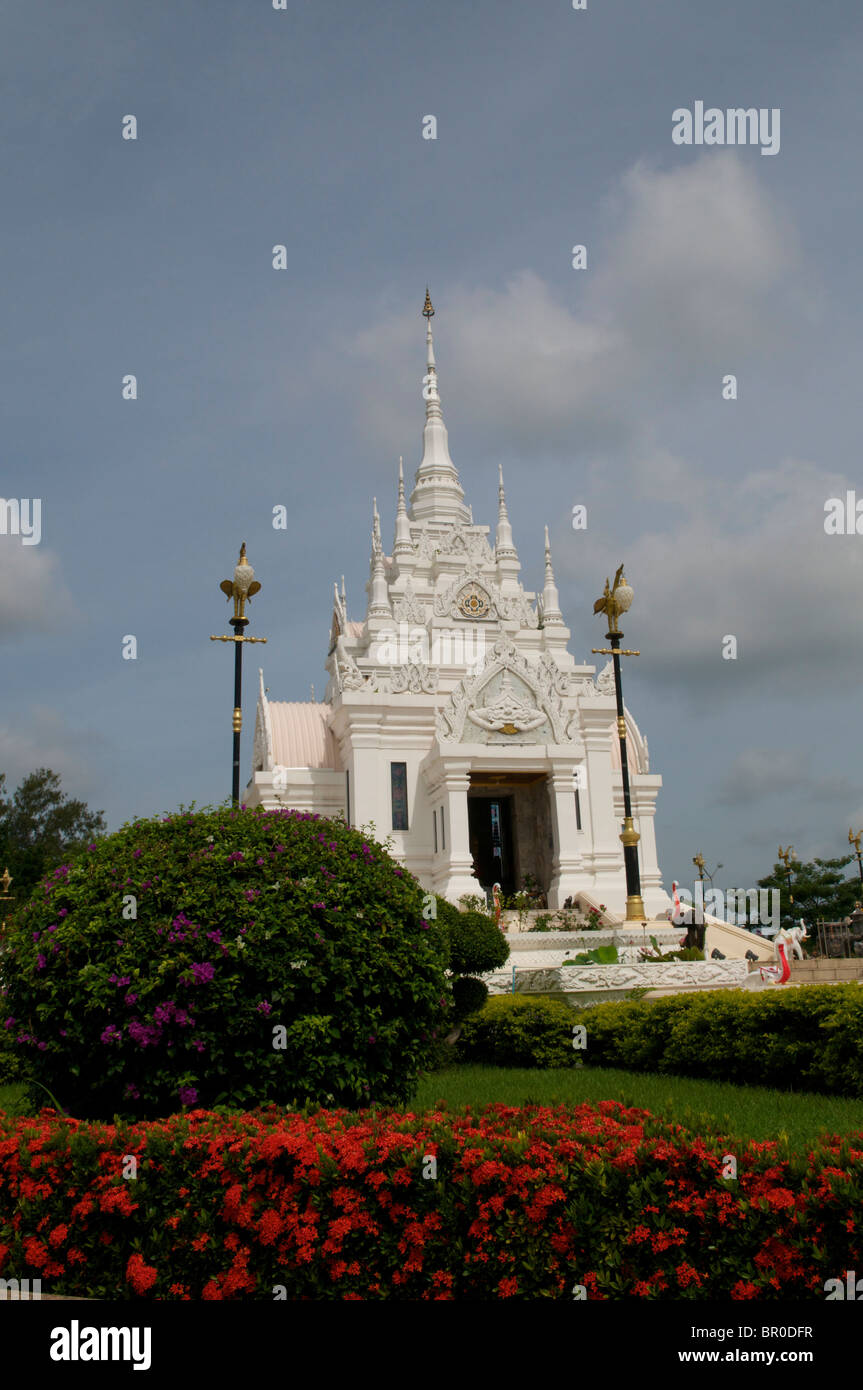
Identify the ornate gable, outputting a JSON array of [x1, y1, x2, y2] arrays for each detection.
[[436, 638, 571, 744]]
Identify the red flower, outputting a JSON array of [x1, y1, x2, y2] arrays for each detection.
[[126, 1253, 158, 1295]]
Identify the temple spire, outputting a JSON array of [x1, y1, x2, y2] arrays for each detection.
[[393, 455, 413, 558], [367, 497, 391, 620], [540, 524, 564, 626], [495, 464, 517, 557], [409, 291, 471, 525]]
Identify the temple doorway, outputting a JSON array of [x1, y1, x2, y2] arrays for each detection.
[[467, 771, 553, 899], [468, 795, 515, 895]]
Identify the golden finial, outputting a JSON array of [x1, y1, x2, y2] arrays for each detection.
[[422, 287, 434, 320], [0, 868, 12, 895]]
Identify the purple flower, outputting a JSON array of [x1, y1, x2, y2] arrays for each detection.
[[129, 1019, 160, 1048], [58, 909, 68, 918], [125, 992, 138, 1006], [256, 1000, 272, 1016], [368, 1035, 376, 1044], [100, 1024, 121, 1044], [191, 1038, 205, 1053], [312, 902, 325, 911], [35, 954, 47, 971], [227, 851, 244, 862], [37, 1041, 47, 1051], [190, 961, 215, 985], [178, 1085, 198, 1106], [133, 849, 143, 859], [244, 889, 259, 902], [59, 1029, 67, 1038], [32, 931, 41, 942], [124, 1082, 140, 1099], [4, 1017, 15, 1030]]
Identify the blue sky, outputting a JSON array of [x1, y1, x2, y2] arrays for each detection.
[[3, 0, 863, 898]]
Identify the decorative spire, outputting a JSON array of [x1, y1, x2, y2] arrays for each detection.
[[393, 455, 413, 557], [541, 525, 564, 625], [495, 464, 517, 558], [409, 291, 471, 525], [372, 497, 382, 556], [367, 497, 391, 620]]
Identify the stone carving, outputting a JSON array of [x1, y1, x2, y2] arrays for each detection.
[[596, 661, 616, 695], [335, 635, 366, 691], [482, 959, 749, 996], [437, 637, 570, 744], [467, 670, 547, 734], [497, 589, 540, 630], [434, 565, 497, 620], [390, 662, 439, 694], [415, 526, 493, 565], [392, 579, 425, 625], [432, 565, 539, 631]]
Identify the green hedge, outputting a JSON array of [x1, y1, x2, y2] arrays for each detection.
[[454, 986, 863, 1096], [583, 986, 863, 1096], [456, 995, 577, 1068]]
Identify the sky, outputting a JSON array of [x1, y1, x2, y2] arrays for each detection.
[[2, 0, 863, 899]]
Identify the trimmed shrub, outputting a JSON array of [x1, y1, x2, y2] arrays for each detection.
[[583, 985, 863, 1097], [446, 910, 509, 977], [1, 1101, 860, 1299], [451, 976, 488, 1021], [457, 995, 578, 1068], [0, 806, 450, 1119]]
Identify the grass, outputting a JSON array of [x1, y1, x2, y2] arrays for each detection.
[[409, 1064, 863, 1151], [4, 1067, 863, 1153]]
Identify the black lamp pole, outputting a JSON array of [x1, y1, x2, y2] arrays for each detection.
[[211, 543, 267, 805], [592, 565, 645, 921]]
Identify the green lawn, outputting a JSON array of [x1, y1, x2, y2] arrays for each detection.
[[4, 1068, 863, 1152], [409, 1065, 863, 1150]]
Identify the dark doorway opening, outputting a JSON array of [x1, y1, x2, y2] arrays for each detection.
[[468, 795, 515, 895]]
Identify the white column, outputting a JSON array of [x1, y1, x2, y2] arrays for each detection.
[[435, 760, 478, 903], [346, 712, 385, 835], [580, 703, 627, 909], [547, 763, 584, 907]]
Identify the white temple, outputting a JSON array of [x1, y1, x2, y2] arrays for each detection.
[[246, 294, 668, 917]]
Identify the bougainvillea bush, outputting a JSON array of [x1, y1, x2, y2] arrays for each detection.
[[0, 806, 449, 1118], [0, 1100, 860, 1299]]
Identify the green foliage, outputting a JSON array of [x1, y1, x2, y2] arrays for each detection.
[[0, 768, 106, 902], [562, 944, 620, 965], [757, 854, 859, 928], [0, 805, 451, 1119], [451, 976, 489, 1020], [456, 994, 580, 1068], [445, 909, 509, 977], [582, 986, 863, 1097], [639, 939, 704, 962]]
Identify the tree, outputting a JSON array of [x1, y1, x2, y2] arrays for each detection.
[[0, 769, 106, 902], [757, 854, 860, 929]]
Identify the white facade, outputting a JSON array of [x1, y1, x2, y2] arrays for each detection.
[[246, 299, 668, 918]]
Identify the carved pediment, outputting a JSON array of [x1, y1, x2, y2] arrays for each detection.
[[436, 638, 570, 743]]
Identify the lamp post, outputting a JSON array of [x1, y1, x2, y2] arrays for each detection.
[[210, 543, 267, 805], [849, 829, 863, 891], [592, 564, 644, 921], [778, 844, 797, 928]]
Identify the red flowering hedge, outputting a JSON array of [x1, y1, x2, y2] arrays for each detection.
[[1, 1100, 861, 1299]]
